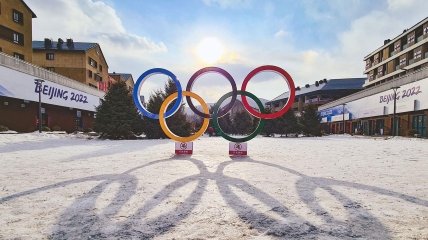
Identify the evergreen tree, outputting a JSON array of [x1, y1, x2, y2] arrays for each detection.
[[232, 110, 253, 135], [143, 89, 165, 139], [300, 104, 322, 136], [143, 80, 192, 139], [217, 112, 234, 135], [262, 108, 278, 137], [94, 81, 144, 139], [277, 108, 299, 137]]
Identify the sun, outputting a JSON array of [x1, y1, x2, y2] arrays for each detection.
[[196, 37, 224, 64]]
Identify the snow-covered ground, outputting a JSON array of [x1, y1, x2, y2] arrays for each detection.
[[0, 133, 427, 239]]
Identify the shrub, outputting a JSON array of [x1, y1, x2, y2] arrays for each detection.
[[42, 126, 51, 132], [83, 128, 93, 133], [0, 125, 9, 132], [52, 125, 61, 131], [407, 129, 418, 137]]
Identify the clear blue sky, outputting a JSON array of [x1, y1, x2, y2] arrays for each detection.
[[28, 0, 428, 102]]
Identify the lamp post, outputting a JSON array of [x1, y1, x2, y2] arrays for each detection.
[[34, 79, 45, 133], [342, 103, 346, 134], [391, 86, 400, 136]]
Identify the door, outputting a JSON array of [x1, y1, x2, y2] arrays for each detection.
[[412, 115, 427, 137]]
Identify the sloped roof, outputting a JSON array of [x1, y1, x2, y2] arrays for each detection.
[[109, 73, 133, 80], [21, 0, 37, 18], [32, 41, 97, 51], [268, 78, 366, 103]]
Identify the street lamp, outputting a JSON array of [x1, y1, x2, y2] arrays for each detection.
[[342, 103, 346, 134], [34, 79, 45, 133], [391, 86, 400, 136]]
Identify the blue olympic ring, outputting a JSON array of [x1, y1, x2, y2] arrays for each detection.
[[132, 68, 183, 119]]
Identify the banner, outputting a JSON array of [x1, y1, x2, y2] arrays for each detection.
[[320, 77, 428, 122], [0, 65, 102, 111]]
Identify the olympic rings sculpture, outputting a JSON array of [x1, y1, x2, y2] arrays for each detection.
[[132, 65, 296, 142]]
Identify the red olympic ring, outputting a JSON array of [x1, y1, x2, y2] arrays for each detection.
[[241, 65, 296, 119]]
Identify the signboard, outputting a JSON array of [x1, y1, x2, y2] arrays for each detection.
[[320, 77, 428, 122], [175, 142, 193, 155], [229, 142, 247, 156], [0, 65, 102, 111]]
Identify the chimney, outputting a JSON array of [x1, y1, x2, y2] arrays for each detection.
[[66, 38, 74, 49], [57, 38, 64, 49], [44, 38, 52, 49], [384, 39, 391, 45]]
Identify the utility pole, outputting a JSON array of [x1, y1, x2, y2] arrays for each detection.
[[34, 79, 45, 133], [342, 103, 346, 134], [391, 86, 400, 136]]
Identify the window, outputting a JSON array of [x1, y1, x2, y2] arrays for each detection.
[[399, 58, 406, 66], [13, 52, 24, 60], [12, 10, 23, 24], [88, 70, 93, 78], [46, 53, 54, 60], [13, 33, 19, 43], [46, 67, 55, 72], [12, 32, 23, 45], [414, 50, 422, 59], [424, 26, 428, 35], [394, 43, 400, 52], [94, 74, 102, 82], [408, 34, 415, 44], [88, 57, 97, 68]]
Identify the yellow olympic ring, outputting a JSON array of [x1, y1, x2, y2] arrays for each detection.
[[159, 91, 209, 142]]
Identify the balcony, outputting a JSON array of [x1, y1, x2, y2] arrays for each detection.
[[395, 65, 406, 70], [402, 44, 409, 50]]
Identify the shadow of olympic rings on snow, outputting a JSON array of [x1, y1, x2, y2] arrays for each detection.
[[1, 157, 427, 239]]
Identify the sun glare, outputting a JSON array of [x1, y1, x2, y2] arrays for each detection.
[[196, 37, 224, 64]]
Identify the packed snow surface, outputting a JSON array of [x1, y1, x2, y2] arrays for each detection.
[[0, 133, 427, 239]]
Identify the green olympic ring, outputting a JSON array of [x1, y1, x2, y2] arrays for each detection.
[[212, 90, 266, 142]]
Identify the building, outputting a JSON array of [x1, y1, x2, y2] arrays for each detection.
[[109, 72, 134, 92], [0, 3, 105, 133], [0, 0, 36, 62], [0, 52, 104, 132], [32, 39, 109, 91], [266, 78, 365, 113], [319, 17, 428, 137], [364, 17, 428, 88]]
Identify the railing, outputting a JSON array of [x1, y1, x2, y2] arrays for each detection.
[[402, 44, 408, 50], [409, 59, 415, 65], [0, 52, 105, 98]]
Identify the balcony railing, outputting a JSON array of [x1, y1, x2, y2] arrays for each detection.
[[408, 59, 415, 65], [0, 52, 105, 98], [402, 44, 409, 50]]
